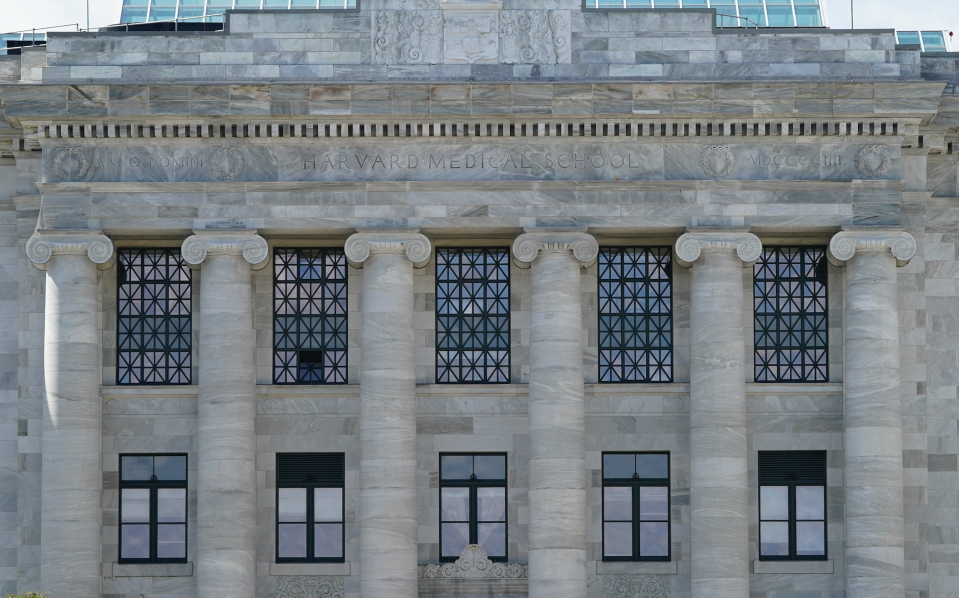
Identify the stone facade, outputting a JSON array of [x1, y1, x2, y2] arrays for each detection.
[[0, 5, 957, 598]]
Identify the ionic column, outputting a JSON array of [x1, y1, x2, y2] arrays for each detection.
[[181, 230, 269, 598], [344, 231, 431, 598], [675, 229, 761, 598], [26, 230, 114, 598], [512, 230, 598, 598], [829, 227, 916, 598]]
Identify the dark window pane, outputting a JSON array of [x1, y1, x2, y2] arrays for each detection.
[[157, 488, 186, 523], [121, 488, 150, 523], [121, 524, 150, 559], [278, 488, 307, 523], [796, 486, 824, 520], [760, 486, 789, 520], [636, 454, 668, 479], [441, 488, 469, 521], [157, 524, 186, 559], [639, 487, 668, 521], [314, 523, 343, 558], [477, 487, 506, 522], [441, 455, 473, 480], [314, 488, 342, 523], [796, 522, 825, 556], [478, 522, 506, 558], [604, 454, 635, 479], [604, 522, 632, 557], [122, 456, 153, 480], [760, 522, 789, 556], [639, 521, 669, 557], [604, 487, 632, 521], [154, 455, 186, 481], [442, 522, 470, 558], [474, 455, 506, 480], [278, 523, 307, 559]]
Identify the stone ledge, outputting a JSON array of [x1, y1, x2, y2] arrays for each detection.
[[270, 562, 351, 576], [596, 560, 678, 575], [112, 562, 193, 577], [745, 383, 843, 394], [752, 560, 834, 574]]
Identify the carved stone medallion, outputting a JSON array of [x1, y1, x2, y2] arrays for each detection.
[[209, 147, 245, 181], [602, 575, 671, 598], [700, 145, 735, 179], [275, 576, 345, 598], [419, 544, 528, 579], [52, 147, 91, 182], [854, 145, 891, 177], [373, 10, 444, 64]]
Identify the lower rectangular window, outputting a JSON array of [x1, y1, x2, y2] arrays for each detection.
[[602, 452, 670, 561], [119, 454, 188, 563], [440, 454, 507, 561], [759, 451, 827, 560], [276, 453, 345, 562]]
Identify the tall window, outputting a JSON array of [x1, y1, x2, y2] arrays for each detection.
[[759, 451, 827, 560], [754, 247, 828, 382], [117, 249, 192, 385], [598, 247, 673, 383], [276, 453, 345, 562], [119, 454, 188, 563], [436, 248, 510, 384], [274, 248, 348, 384], [602, 453, 670, 561], [440, 454, 507, 561]]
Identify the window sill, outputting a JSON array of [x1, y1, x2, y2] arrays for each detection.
[[752, 560, 833, 574], [112, 562, 193, 577], [271, 562, 351, 576], [596, 561, 677, 575]]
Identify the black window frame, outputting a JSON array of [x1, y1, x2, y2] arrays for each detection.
[[601, 451, 671, 562], [598, 246, 674, 384], [758, 451, 828, 561], [118, 453, 189, 564], [435, 247, 511, 384], [275, 453, 346, 564], [117, 248, 193, 385], [439, 452, 509, 562], [753, 246, 829, 383], [273, 247, 348, 385]]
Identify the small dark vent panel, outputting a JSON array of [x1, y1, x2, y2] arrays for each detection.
[[758, 451, 826, 484], [277, 453, 345, 484]]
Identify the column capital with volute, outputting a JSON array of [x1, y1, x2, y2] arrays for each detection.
[[26, 229, 115, 271], [344, 229, 432, 268], [511, 228, 599, 267], [181, 229, 269, 269], [674, 228, 762, 267], [828, 226, 917, 267]]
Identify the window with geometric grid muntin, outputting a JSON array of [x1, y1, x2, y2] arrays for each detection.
[[754, 247, 828, 382], [117, 249, 192, 385], [273, 248, 348, 384], [436, 248, 510, 384], [598, 247, 673, 383]]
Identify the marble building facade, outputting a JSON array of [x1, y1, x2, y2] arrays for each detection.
[[0, 5, 958, 598]]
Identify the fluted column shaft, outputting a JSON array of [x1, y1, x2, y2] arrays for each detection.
[[27, 231, 114, 598], [345, 231, 431, 598], [182, 231, 269, 598], [513, 230, 598, 598], [829, 228, 916, 598], [676, 230, 761, 598]]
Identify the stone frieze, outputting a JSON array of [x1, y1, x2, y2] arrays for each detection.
[[275, 576, 345, 598], [602, 574, 670, 598], [419, 544, 528, 579], [373, 10, 444, 65]]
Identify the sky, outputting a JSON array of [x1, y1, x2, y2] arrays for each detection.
[[0, 0, 957, 39]]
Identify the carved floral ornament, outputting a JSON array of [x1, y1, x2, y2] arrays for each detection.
[[700, 145, 735, 179], [828, 228, 917, 267], [602, 574, 671, 598], [25, 230, 115, 271], [343, 231, 432, 268], [511, 230, 599, 267], [274, 576, 345, 598], [419, 544, 528, 579], [854, 144, 892, 177], [180, 230, 270, 269], [674, 230, 763, 267]]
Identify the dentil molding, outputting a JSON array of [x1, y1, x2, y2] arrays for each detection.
[[180, 230, 269, 270], [511, 229, 599, 267], [344, 230, 432, 268], [674, 228, 763, 267], [25, 229, 115, 271], [828, 227, 917, 267]]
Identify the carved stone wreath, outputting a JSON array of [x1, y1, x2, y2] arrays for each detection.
[[275, 575, 345, 598], [52, 147, 91, 182], [209, 147, 246, 181], [854, 144, 891, 177], [700, 145, 735, 179], [602, 574, 671, 598], [419, 544, 528, 579]]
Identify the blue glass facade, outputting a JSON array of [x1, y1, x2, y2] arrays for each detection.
[[119, 0, 356, 23], [583, 0, 827, 27]]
